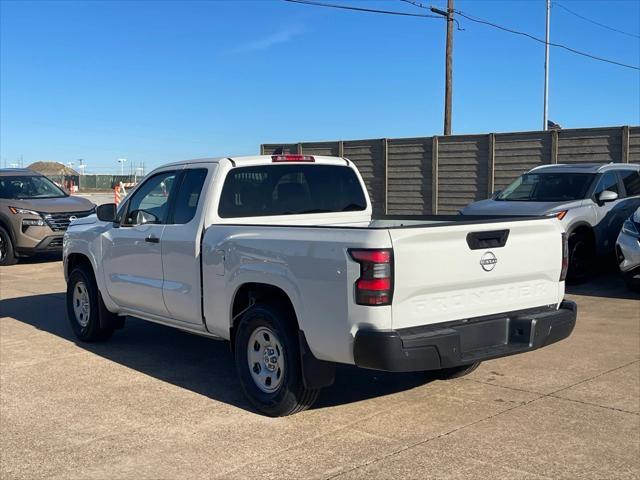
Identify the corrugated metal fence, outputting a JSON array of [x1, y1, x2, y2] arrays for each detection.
[[262, 125, 640, 215]]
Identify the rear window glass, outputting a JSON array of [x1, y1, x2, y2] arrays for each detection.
[[218, 164, 367, 218]]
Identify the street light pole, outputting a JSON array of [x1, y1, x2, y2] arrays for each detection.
[[117, 158, 127, 176], [543, 0, 551, 130]]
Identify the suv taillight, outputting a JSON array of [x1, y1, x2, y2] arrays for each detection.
[[560, 232, 568, 281], [349, 249, 393, 306]]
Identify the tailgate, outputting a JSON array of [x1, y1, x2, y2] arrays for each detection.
[[389, 218, 564, 330]]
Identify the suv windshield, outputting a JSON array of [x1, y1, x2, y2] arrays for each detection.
[[497, 173, 594, 202], [0, 175, 68, 199]]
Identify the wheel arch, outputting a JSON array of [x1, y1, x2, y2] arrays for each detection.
[[229, 281, 335, 389], [567, 222, 596, 246], [229, 282, 300, 345], [66, 252, 94, 279], [0, 215, 15, 243]]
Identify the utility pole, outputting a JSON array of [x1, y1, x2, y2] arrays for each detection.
[[543, 0, 551, 130], [431, 0, 454, 135]]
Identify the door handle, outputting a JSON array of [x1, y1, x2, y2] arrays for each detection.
[[145, 235, 160, 243]]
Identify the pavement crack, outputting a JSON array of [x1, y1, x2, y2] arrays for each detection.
[[548, 359, 640, 396], [325, 393, 544, 480], [547, 393, 639, 416]]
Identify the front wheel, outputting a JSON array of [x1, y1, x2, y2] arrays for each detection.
[[66, 266, 114, 342], [0, 226, 17, 266], [566, 232, 594, 284], [234, 304, 319, 416]]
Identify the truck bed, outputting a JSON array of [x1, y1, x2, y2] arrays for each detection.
[[203, 214, 563, 364]]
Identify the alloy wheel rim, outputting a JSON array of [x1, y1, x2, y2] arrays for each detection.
[[72, 281, 91, 327], [247, 326, 285, 393], [0, 234, 6, 261]]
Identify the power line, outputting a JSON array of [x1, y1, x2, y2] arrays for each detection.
[[285, 0, 640, 70], [398, 0, 427, 9], [454, 10, 640, 71], [553, 1, 640, 39], [398, 0, 463, 30], [282, 0, 443, 19]]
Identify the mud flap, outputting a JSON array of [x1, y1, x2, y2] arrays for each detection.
[[298, 331, 335, 389]]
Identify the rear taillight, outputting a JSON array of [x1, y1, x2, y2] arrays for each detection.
[[349, 249, 393, 306], [560, 232, 568, 281], [271, 155, 315, 162]]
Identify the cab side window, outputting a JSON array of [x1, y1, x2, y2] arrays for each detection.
[[170, 169, 208, 224], [593, 171, 619, 196], [123, 171, 177, 226]]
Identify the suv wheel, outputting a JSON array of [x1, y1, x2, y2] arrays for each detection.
[[66, 265, 114, 342], [234, 304, 319, 416], [0, 226, 17, 266], [567, 232, 593, 284]]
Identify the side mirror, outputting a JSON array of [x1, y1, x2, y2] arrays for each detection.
[[96, 203, 117, 222], [598, 190, 618, 203]]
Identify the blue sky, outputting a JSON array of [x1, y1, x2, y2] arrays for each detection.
[[1, 0, 639, 173]]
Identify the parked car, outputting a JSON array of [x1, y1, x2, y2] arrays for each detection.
[[461, 163, 640, 282], [0, 168, 95, 265], [616, 207, 640, 291], [63, 154, 576, 416]]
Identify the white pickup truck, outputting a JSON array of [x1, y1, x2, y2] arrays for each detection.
[[63, 154, 577, 416]]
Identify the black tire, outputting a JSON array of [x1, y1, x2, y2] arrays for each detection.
[[234, 304, 319, 417], [622, 271, 640, 293], [0, 226, 17, 266], [436, 362, 481, 380], [566, 231, 594, 284], [66, 265, 115, 342]]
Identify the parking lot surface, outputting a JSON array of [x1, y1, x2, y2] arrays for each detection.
[[1, 258, 639, 479]]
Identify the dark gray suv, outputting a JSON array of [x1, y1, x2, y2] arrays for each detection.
[[0, 169, 95, 265]]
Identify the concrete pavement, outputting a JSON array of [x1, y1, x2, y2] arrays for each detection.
[[1, 260, 638, 479]]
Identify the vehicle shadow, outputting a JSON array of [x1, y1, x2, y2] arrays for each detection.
[[566, 257, 640, 300], [1, 293, 433, 414]]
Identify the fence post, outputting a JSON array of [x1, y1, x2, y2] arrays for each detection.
[[338, 141, 344, 158], [382, 138, 389, 215], [431, 136, 439, 214], [487, 133, 495, 196], [297, 143, 303, 154], [260, 144, 264, 155], [622, 126, 630, 163], [550, 130, 558, 164]]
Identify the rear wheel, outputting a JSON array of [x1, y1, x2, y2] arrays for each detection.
[[66, 265, 114, 342], [0, 226, 17, 266], [436, 362, 481, 380], [234, 304, 319, 416], [567, 231, 593, 284]]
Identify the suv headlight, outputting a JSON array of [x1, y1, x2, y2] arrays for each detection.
[[8, 206, 41, 216], [547, 210, 568, 220], [622, 219, 640, 238]]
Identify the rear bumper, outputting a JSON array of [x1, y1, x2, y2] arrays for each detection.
[[353, 300, 577, 372]]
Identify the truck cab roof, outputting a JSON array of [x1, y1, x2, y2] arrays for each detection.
[[156, 155, 350, 170]]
